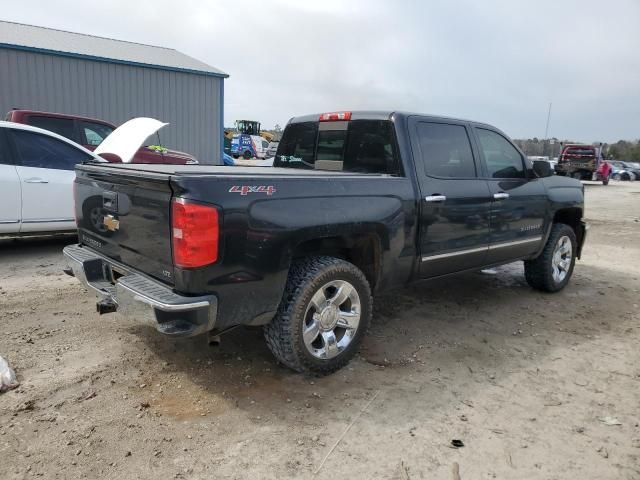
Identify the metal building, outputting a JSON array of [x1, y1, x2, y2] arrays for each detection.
[[0, 20, 227, 163]]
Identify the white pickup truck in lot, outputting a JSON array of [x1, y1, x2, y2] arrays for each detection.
[[0, 118, 170, 236]]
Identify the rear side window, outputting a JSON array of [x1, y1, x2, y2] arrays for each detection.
[[476, 128, 525, 179], [79, 121, 114, 146], [563, 147, 595, 157], [416, 122, 476, 178], [26, 116, 77, 142], [10, 130, 92, 170], [275, 120, 400, 174], [276, 122, 318, 167]]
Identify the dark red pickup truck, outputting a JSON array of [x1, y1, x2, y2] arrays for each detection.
[[5, 109, 197, 165]]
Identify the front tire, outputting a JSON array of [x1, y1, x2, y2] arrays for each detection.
[[243, 150, 252, 159], [264, 256, 372, 375], [524, 223, 577, 292]]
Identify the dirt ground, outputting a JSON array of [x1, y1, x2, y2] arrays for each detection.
[[1, 181, 639, 480]]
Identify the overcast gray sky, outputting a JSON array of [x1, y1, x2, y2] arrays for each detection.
[[4, 0, 640, 142]]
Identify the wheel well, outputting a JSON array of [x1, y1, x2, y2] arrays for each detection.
[[553, 207, 583, 243], [291, 235, 381, 289]]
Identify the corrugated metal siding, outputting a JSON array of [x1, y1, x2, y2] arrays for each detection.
[[0, 48, 222, 164]]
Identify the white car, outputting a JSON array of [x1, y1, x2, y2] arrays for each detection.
[[0, 117, 167, 235]]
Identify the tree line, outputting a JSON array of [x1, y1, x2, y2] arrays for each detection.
[[514, 138, 640, 161]]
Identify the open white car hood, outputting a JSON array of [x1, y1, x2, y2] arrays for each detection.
[[95, 117, 168, 163]]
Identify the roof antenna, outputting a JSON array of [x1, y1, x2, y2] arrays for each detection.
[[544, 102, 552, 139]]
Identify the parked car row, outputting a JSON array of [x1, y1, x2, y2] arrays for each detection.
[[0, 116, 179, 235], [609, 160, 639, 181], [6, 110, 198, 165]]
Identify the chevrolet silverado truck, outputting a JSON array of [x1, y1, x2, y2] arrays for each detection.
[[63, 111, 587, 375]]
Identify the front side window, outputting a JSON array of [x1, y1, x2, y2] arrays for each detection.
[[80, 121, 114, 147], [275, 120, 400, 175], [11, 130, 92, 170], [477, 128, 525, 179], [27, 116, 76, 142], [416, 122, 476, 178]]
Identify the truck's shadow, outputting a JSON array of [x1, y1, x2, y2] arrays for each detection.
[[133, 260, 636, 420]]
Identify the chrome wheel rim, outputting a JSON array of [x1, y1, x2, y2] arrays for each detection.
[[303, 280, 361, 360], [552, 235, 572, 283]]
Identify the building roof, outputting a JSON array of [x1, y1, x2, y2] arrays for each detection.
[[0, 20, 227, 78]]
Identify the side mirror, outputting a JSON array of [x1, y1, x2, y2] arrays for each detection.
[[98, 153, 122, 163], [532, 160, 553, 178]]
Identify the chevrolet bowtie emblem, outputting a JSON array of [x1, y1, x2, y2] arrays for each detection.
[[103, 214, 120, 232]]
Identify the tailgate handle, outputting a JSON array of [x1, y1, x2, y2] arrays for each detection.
[[102, 191, 118, 211]]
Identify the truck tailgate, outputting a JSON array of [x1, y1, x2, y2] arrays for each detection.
[[75, 166, 174, 285]]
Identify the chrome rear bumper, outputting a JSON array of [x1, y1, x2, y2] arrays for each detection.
[[63, 244, 217, 337]]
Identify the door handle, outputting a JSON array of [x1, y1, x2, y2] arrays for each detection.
[[425, 195, 447, 203], [24, 178, 49, 184], [493, 192, 509, 200]]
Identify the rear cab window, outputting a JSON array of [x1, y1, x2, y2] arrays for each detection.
[[562, 146, 596, 158], [275, 119, 401, 175]]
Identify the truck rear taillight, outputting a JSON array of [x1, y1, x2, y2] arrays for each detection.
[[319, 111, 352, 121], [171, 198, 219, 268]]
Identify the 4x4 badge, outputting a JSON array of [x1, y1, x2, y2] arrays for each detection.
[[229, 185, 276, 196]]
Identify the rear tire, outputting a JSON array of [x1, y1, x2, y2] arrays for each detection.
[[264, 256, 372, 375], [524, 223, 577, 292], [603, 174, 609, 185], [243, 150, 252, 159]]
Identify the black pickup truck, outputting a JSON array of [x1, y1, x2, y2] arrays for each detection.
[[64, 111, 587, 375]]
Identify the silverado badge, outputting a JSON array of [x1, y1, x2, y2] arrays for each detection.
[[103, 214, 120, 232]]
